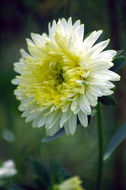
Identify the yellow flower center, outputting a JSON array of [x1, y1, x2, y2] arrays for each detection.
[[19, 37, 90, 111]]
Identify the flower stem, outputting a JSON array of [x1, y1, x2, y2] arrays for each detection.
[[96, 102, 104, 190]]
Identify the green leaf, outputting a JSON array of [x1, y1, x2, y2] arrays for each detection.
[[113, 50, 124, 59], [104, 123, 126, 160], [111, 56, 126, 71], [30, 157, 50, 189], [48, 160, 70, 187], [49, 160, 64, 185], [98, 95, 116, 107], [42, 128, 65, 143], [91, 108, 97, 117], [111, 86, 116, 92]]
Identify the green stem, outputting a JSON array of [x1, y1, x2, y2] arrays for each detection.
[[96, 102, 104, 190]]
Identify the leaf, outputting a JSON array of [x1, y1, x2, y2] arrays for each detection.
[[111, 86, 116, 92], [91, 108, 97, 117], [113, 50, 124, 59], [30, 157, 50, 189], [48, 160, 70, 187], [111, 56, 126, 71], [98, 95, 116, 107], [104, 123, 126, 160], [42, 128, 65, 143], [49, 160, 64, 185]]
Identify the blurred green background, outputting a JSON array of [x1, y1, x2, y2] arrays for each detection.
[[0, 0, 126, 189]]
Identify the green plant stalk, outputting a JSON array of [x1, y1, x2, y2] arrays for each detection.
[[96, 102, 104, 190]]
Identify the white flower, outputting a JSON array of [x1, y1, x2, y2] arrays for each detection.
[[0, 160, 17, 178], [12, 17, 120, 136]]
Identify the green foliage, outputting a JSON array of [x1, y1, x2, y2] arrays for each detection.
[[4, 158, 70, 190], [104, 123, 126, 160], [98, 95, 116, 107], [30, 158, 70, 190], [111, 50, 126, 71], [49, 160, 69, 186], [30, 157, 50, 190], [114, 50, 124, 57]]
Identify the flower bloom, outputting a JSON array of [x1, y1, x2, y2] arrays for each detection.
[[53, 176, 84, 190], [12, 18, 120, 136], [0, 160, 17, 178]]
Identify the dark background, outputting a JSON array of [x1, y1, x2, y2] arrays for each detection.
[[0, 0, 126, 189]]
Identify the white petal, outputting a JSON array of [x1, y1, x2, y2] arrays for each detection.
[[45, 111, 59, 126], [73, 20, 81, 30], [25, 112, 40, 122], [38, 116, 47, 128], [73, 103, 80, 114], [21, 97, 34, 105], [46, 123, 60, 136], [11, 78, 22, 85], [75, 24, 84, 43], [14, 62, 26, 74], [64, 121, 71, 135], [21, 110, 30, 118], [68, 114, 77, 135], [32, 113, 43, 128], [26, 38, 45, 56], [60, 112, 67, 127], [79, 95, 91, 114], [78, 110, 88, 127], [83, 30, 102, 48], [60, 111, 72, 127], [31, 33, 46, 47], [20, 49, 29, 58], [94, 70, 120, 81], [88, 86, 102, 96], [106, 81, 115, 89], [86, 89, 97, 106], [71, 96, 79, 112], [48, 20, 56, 38], [89, 61, 113, 71], [99, 50, 117, 60], [68, 17, 72, 27], [46, 112, 61, 129], [61, 18, 68, 31], [91, 39, 110, 56]]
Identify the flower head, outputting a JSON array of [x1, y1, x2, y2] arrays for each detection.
[[12, 18, 120, 136], [0, 160, 17, 178], [53, 176, 84, 190]]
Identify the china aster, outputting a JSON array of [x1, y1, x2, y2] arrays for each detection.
[[12, 18, 120, 136]]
